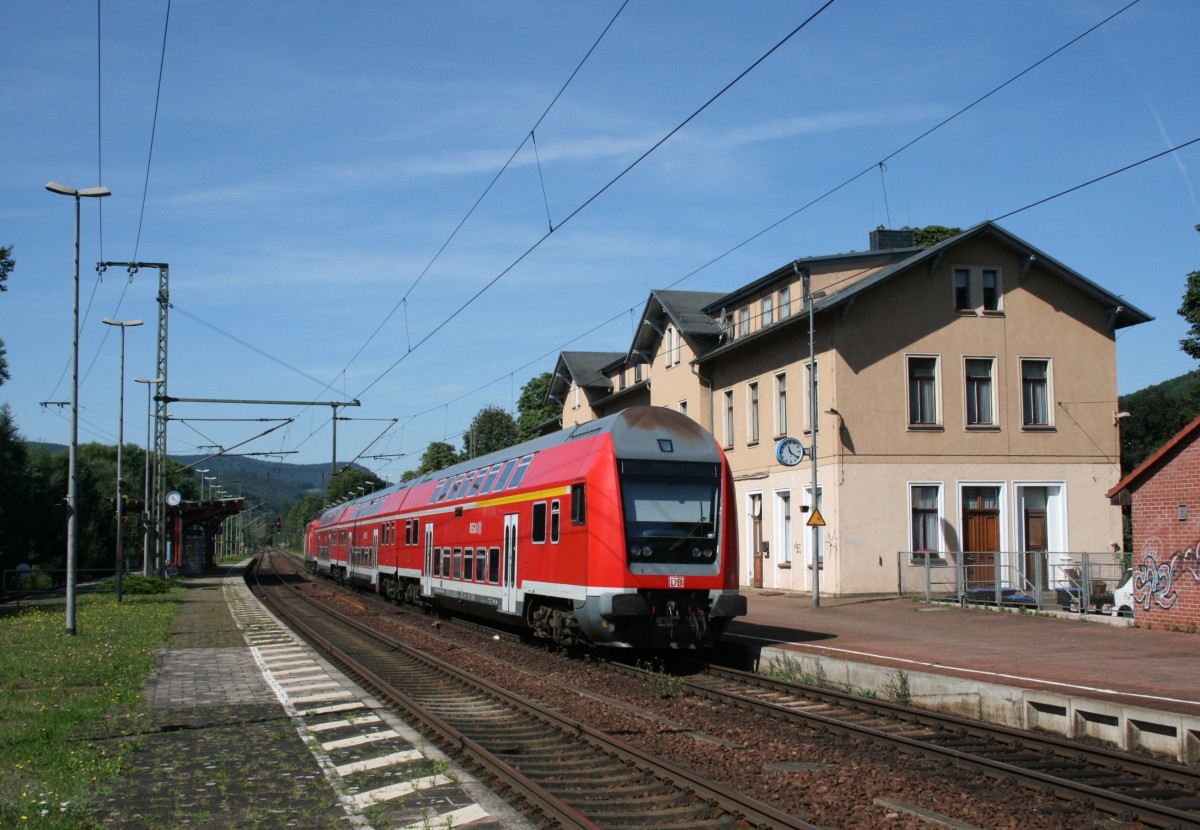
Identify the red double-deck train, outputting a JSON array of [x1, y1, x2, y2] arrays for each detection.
[[304, 406, 746, 648]]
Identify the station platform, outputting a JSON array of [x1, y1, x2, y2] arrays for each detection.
[[725, 590, 1200, 762], [88, 565, 533, 830]]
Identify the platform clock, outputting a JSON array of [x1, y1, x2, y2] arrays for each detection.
[[774, 437, 805, 467]]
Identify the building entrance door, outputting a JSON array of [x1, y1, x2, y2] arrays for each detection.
[[750, 494, 763, 589], [962, 486, 1000, 588]]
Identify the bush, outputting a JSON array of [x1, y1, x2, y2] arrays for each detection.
[[95, 574, 174, 595]]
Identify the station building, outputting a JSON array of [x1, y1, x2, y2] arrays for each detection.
[[546, 223, 1151, 596]]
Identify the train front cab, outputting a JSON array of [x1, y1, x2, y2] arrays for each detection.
[[573, 410, 747, 649]]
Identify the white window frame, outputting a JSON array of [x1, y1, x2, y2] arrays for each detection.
[[762, 294, 774, 327], [774, 489, 793, 565], [1020, 357, 1053, 428], [964, 356, 996, 428], [803, 360, 818, 434], [906, 354, 940, 427], [953, 265, 1003, 314], [666, 325, 680, 367], [738, 306, 750, 337], [723, 389, 735, 448], [779, 284, 792, 320], [908, 482, 944, 560], [747, 381, 760, 445], [774, 371, 788, 438]]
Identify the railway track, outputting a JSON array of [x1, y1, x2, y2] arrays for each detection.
[[251, 553, 818, 830], [673, 663, 1200, 828]]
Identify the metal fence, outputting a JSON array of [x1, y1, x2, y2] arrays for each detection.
[[897, 551, 1127, 613], [1, 568, 125, 611]]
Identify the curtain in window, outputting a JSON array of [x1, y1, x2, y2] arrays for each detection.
[[1022, 360, 1049, 425], [911, 485, 939, 552]]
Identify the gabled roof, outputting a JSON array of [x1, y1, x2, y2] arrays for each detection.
[[1107, 414, 1200, 499], [819, 221, 1152, 329], [628, 289, 726, 363], [546, 351, 625, 404]]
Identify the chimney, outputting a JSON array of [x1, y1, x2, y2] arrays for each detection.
[[870, 227, 914, 251]]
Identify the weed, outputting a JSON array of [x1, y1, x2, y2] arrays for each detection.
[[762, 653, 828, 688], [636, 658, 685, 699], [853, 688, 877, 698], [882, 670, 911, 705]]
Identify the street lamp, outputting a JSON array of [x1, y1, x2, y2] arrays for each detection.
[[46, 181, 111, 635], [799, 269, 827, 609], [134, 377, 163, 575], [102, 318, 143, 601]]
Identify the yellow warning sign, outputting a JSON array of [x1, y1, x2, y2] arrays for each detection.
[[806, 507, 826, 527]]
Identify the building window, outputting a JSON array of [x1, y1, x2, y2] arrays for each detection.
[[907, 355, 939, 426], [762, 295, 774, 326], [634, 362, 643, 382], [738, 306, 750, 337], [954, 266, 1002, 314], [723, 389, 735, 448], [774, 372, 787, 437], [666, 325, 680, 367], [679, 399, 688, 418], [965, 357, 994, 426], [1021, 358, 1051, 427], [779, 285, 791, 320], [778, 491, 793, 563], [803, 361, 818, 433], [618, 368, 626, 390], [572, 383, 580, 410], [910, 485, 941, 556], [748, 382, 760, 444]]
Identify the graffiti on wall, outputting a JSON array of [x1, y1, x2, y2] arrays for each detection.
[[1133, 537, 1200, 612]]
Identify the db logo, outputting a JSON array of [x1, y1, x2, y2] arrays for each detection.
[[668, 576, 684, 588]]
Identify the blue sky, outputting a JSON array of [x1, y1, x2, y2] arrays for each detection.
[[3, 0, 1198, 484]]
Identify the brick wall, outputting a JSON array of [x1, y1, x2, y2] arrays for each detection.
[[1128, 435, 1200, 629]]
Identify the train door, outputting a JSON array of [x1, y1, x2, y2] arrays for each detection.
[[422, 523, 434, 597], [502, 513, 519, 615], [371, 527, 379, 588]]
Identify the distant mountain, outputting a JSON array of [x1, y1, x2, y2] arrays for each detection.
[[23, 441, 369, 525]]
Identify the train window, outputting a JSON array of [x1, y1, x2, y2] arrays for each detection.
[[432, 548, 442, 576], [430, 478, 449, 504], [571, 484, 586, 525], [532, 502, 547, 544], [412, 518, 420, 544], [475, 548, 486, 582], [463, 547, 474, 581], [467, 470, 487, 498], [452, 548, 463, 579], [403, 519, 411, 545], [551, 500, 561, 543], [492, 458, 518, 492], [508, 454, 534, 490], [441, 548, 451, 576], [457, 471, 477, 499], [480, 462, 503, 494], [442, 473, 464, 501], [488, 547, 500, 584]]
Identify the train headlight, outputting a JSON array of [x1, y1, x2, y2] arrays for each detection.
[[641, 545, 653, 557], [691, 547, 702, 558], [703, 547, 714, 559]]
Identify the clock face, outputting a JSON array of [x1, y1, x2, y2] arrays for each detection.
[[775, 437, 805, 466], [165, 490, 182, 506]]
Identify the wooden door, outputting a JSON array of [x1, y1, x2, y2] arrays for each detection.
[[963, 487, 1000, 587], [750, 495, 763, 589]]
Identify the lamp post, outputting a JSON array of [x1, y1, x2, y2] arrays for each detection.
[[195, 469, 209, 500], [134, 377, 163, 575], [102, 318, 143, 601], [803, 274, 827, 609], [46, 181, 111, 635]]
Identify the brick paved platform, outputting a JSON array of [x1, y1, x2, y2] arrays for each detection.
[[87, 565, 532, 830], [726, 591, 1200, 761]]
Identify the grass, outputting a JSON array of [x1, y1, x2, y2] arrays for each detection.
[[0, 589, 182, 828]]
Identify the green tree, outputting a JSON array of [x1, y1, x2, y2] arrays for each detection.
[[905, 225, 962, 247], [1177, 225, 1200, 359], [0, 405, 30, 569], [327, 466, 386, 503], [516, 372, 559, 441], [463, 405, 518, 459], [401, 441, 461, 482], [1118, 374, 1200, 474], [283, 493, 327, 550], [0, 245, 13, 386]]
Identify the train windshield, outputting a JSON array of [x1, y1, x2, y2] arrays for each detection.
[[619, 459, 721, 567]]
